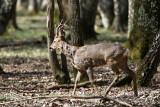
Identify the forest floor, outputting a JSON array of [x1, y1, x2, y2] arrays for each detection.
[[0, 13, 160, 107]]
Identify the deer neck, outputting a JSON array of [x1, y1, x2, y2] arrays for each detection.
[[58, 41, 78, 59]]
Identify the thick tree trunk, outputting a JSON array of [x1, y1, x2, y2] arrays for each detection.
[[69, 0, 88, 82], [80, 0, 98, 40], [47, 0, 70, 84], [116, 30, 160, 87], [98, 0, 114, 29], [116, 0, 160, 87], [0, 0, 17, 35], [136, 31, 160, 86], [111, 0, 128, 32], [126, 0, 160, 61]]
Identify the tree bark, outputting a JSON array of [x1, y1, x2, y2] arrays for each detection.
[[116, 0, 160, 87], [47, 0, 70, 84], [80, 0, 98, 40], [69, 0, 88, 82], [116, 30, 160, 87], [136, 30, 160, 86], [126, 0, 160, 61]]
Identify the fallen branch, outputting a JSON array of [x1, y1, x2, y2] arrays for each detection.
[[46, 79, 107, 90], [0, 95, 132, 107], [0, 87, 45, 93]]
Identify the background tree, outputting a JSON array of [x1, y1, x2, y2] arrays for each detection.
[[111, 0, 128, 32], [126, 0, 160, 61], [47, 0, 70, 84], [0, 0, 18, 35], [98, 0, 114, 29], [11, 0, 21, 30], [69, 0, 88, 81], [80, 0, 98, 40], [28, 0, 38, 13]]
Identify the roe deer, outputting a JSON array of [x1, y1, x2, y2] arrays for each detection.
[[50, 22, 138, 97]]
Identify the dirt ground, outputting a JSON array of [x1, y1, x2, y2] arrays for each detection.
[[0, 56, 160, 107]]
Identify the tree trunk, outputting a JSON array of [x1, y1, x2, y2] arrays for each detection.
[[136, 30, 160, 86], [40, 0, 47, 11], [128, 0, 135, 37], [111, 0, 128, 32], [116, 30, 160, 87], [28, 0, 38, 13], [126, 0, 160, 61], [47, 0, 70, 84], [98, 0, 114, 29], [0, 0, 17, 35], [80, 0, 98, 40], [11, 0, 22, 30], [116, 0, 160, 86], [57, 0, 71, 83], [69, 0, 88, 82]]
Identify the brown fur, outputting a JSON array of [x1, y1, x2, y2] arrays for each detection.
[[50, 23, 138, 96]]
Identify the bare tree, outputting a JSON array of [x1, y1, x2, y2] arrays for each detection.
[[69, 0, 88, 81], [47, 0, 71, 84]]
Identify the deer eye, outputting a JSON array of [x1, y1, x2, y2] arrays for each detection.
[[53, 41, 56, 43]]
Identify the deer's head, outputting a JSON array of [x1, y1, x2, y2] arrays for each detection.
[[50, 21, 66, 51]]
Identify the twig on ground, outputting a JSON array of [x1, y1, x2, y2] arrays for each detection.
[[0, 87, 45, 93], [46, 79, 106, 90], [0, 95, 132, 107]]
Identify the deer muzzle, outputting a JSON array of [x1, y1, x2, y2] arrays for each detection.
[[49, 47, 55, 51]]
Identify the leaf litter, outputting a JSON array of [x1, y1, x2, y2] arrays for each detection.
[[0, 56, 160, 107]]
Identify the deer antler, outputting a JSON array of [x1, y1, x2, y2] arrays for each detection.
[[55, 20, 67, 38]]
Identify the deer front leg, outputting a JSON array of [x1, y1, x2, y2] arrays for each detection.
[[72, 71, 82, 95], [105, 65, 120, 97], [86, 68, 101, 96]]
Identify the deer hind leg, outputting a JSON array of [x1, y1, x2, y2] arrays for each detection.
[[86, 67, 101, 96], [118, 57, 138, 96], [105, 64, 120, 97], [72, 71, 82, 95]]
